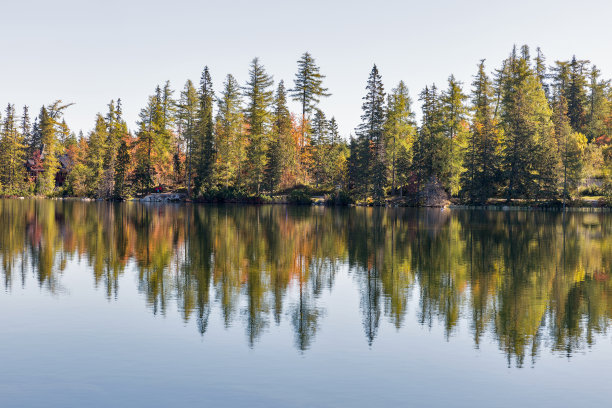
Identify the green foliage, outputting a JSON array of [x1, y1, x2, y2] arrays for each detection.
[[287, 188, 313, 205], [461, 61, 501, 204], [194, 67, 215, 195], [114, 139, 130, 199], [244, 58, 274, 194], [325, 190, 353, 206], [1, 46, 610, 206], [215, 74, 244, 189]]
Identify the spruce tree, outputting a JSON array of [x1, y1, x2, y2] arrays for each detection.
[[113, 139, 130, 199], [290, 52, 330, 160], [414, 85, 447, 195], [194, 67, 215, 195], [243, 58, 274, 194], [441, 75, 468, 195], [264, 80, 291, 192], [134, 90, 165, 194], [553, 96, 586, 198], [309, 108, 330, 187], [215, 74, 244, 188], [356, 65, 386, 201], [566, 56, 589, 134], [34, 102, 71, 195], [586, 66, 610, 142], [461, 60, 500, 203], [87, 114, 109, 195], [500, 46, 558, 201], [38, 107, 58, 195], [0, 104, 27, 194], [384, 81, 416, 195], [21, 106, 31, 151], [534, 47, 550, 100], [177, 80, 200, 195]]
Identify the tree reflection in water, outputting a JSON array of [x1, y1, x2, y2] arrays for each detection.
[[1, 199, 610, 365]]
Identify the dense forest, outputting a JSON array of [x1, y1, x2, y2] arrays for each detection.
[[1, 45, 611, 205]]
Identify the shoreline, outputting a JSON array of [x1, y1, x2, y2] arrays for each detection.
[[3, 195, 610, 211]]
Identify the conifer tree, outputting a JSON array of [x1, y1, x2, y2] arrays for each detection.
[[21, 106, 31, 150], [534, 47, 550, 100], [291, 52, 330, 159], [586, 66, 610, 142], [461, 61, 500, 203], [553, 96, 586, 198], [37, 107, 57, 195], [194, 67, 215, 195], [113, 139, 130, 199], [327, 117, 348, 189], [384, 81, 416, 195], [500, 46, 558, 200], [87, 114, 109, 194], [134, 90, 164, 193], [37, 101, 71, 195], [264, 80, 291, 191], [566, 56, 589, 134], [243, 58, 274, 194], [310, 108, 330, 187], [414, 85, 447, 194], [177, 80, 200, 195], [215, 74, 244, 188], [329, 117, 340, 145], [441, 75, 468, 195], [356, 65, 386, 201], [0, 104, 26, 194]]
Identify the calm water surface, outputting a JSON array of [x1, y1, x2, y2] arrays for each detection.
[[1, 199, 611, 407]]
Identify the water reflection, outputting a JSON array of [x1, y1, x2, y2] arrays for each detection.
[[1, 199, 610, 365]]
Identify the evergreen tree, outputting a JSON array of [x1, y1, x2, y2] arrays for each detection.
[[133, 90, 164, 193], [113, 139, 130, 199], [384, 81, 416, 195], [500, 47, 558, 200], [414, 84, 447, 195], [177, 80, 200, 195], [215, 74, 244, 188], [534, 47, 550, 100], [329, 117, 340, 145], [553, 96, 586, 198], [327, 117, 348, 189], [243, 58, 274, 194], [310, 108, 330, 187], [264, 80, 291, 191], [355, 65, 386, 201], [586, 66, 611, 142], [0, 104, 27, 194], [87, 114, 109, 195], [36, 102, 71, 195], [21, 106, 31, 151], [566, 56, 589, 134], [194, 67, 215, 195], [290, 52, 330, 160], [348, 135, 367, 195], [461, 60, 500, 203], [441, 75, 468, 195]]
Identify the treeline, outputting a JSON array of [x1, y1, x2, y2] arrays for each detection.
[[1, 46, 611, 204]]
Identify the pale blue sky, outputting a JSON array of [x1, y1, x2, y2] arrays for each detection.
[[2, 0, 611, 137]]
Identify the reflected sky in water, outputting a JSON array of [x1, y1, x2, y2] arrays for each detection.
[[1, 199, 611, 407]]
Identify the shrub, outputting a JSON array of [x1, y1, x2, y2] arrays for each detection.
[[325, 190, 353, 206], [287, 189, 312, 205]]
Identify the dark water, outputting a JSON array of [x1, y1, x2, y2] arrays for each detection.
[[1, 199, 611, 407]]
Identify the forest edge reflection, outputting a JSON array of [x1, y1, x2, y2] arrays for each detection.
[[1, 199, 610, 367]]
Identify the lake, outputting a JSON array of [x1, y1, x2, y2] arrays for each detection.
[[1, 199, 611, 407]]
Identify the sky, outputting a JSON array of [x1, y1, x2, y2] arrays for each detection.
[[2, 0, 611, 138]]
